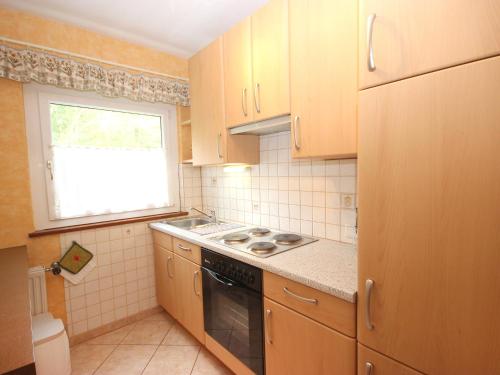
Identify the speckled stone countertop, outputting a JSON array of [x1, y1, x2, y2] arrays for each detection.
[[149, 220, 357, 303]]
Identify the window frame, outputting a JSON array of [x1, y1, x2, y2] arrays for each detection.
[[24, 83, 180, 230]]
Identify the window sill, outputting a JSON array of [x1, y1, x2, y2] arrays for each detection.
[[28, 211, 188, 238]]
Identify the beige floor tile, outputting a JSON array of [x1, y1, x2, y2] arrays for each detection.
[[142, 310, 175, 324], [86, 324, 136, 345], [70, 344, 116, 375], [122, 320, 172, 345], [162, 323, 200, 346], [94, 344, 157, 375], [142, 345, 200, 375], [191, 348, 233, 375]]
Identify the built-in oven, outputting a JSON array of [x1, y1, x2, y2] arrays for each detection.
[[201, 248, 264, 375]]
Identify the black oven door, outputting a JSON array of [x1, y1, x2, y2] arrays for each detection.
[[202, 267, 264, 375]]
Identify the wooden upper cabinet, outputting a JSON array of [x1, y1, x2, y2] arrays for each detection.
[[359, 0, 500, 88], [251, 0, 290, 121], [189, 37, 225, 166], [264, 298, 356, 375], [358, 56, 500, 374], [289, 0, 357, 159], [190, 37, 260, 166], [223, 17, 253, 127]]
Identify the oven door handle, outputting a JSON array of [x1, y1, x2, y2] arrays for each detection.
[[205, 268, 238, 287]]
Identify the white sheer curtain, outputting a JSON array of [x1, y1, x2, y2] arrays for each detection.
[[51, 145, 170, 219]]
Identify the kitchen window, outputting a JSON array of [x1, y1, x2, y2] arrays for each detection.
[[24, 84, 179, 230]]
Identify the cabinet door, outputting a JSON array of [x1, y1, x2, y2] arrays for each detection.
[[154, 245, 176, 318], [359, 0, 500, 88], [174, 254, 204, 344], [223, 17, 253, 127], [251, 0, 290, 121], [189, 37, 225, 165], [358, 57, 500, 374], [264, 298, 356, 375], [358, 344, 423, 375], [289, 0, 357, 159]]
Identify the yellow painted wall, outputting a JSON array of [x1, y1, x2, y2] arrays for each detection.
[[0, 6, 189, 324]]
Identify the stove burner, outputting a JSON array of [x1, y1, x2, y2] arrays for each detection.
[[248, 227, 271, 237], [247, 241, 276, 254], [222, 233, 250, 244], [273, 233, 303, 245]]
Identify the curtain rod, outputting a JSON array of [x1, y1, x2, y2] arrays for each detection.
[[0, 36, 189, 82]]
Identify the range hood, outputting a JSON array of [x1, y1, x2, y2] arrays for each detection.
[[228, 114, 291, 135]]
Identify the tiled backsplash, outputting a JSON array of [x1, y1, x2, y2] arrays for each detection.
[[201, 132, 358, 244], [179, 164, 203, 211], [60, 222, 157, 337]]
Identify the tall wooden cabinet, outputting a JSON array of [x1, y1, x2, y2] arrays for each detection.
[[289, 0, 357, 159], [359, 0, 500, 88], [189, 37, 259, 166], [358, 56, 500, 374]]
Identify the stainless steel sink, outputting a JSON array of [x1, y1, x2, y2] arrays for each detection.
[[164, 217, 213, 230]]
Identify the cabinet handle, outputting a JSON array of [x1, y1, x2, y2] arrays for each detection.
[[241, 88, 248, 116], [293, 115, 301, 150], [365, 279, 375, 330], [177, 243, 192, 252], [166, 256, 173, 278], [193, 270, 201, 296], [254, 83, 261, 113], [265, 309, 272, 344], [367, 14, 376, 72], [46, 160, 54, 180], [365, 362, 374, 375], [217, 132, 223, 159], [283, 287, 318, 304]]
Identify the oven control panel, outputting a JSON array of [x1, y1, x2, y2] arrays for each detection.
[[201, 248, 262, 292]]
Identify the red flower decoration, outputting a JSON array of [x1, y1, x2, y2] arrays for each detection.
[[73, 255, 80, 262]]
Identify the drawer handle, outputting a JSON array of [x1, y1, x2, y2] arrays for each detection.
[[293, 115, 301, 150], [265, 309, 272, 344], [365, 279, 375, 330], [365, 362, 374, 375], [193, 270, 201, 296], [166, 256, 173, 278], [367, 13, 377, 72], [217, 132, 223, 159], [283, 287, 318, 304], [177, 243, 192, 252]]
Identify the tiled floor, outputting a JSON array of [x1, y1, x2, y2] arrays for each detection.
[[70, 310, 233, 375]]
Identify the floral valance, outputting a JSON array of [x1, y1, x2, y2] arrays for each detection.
[[0, 44, 190, 106]]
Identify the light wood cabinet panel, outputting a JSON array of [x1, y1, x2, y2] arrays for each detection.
[[223, 17, 253, 128], [358, 344, 423, 375], [172, 236, 201, 265], [189, 37, 225, 166], [359, 0, 500, 88], [174, 254, 205, 344], [358, 57, 500, 374], [190, 37, 260, 166], [152, 230, 172, 251], [264, 298, 356, 375], [263, 271, 356, 337], [251, 0, 290, 121], [153, 245, 176, 318], [289, 0, 357, 159], [177, 104, 192, 163]]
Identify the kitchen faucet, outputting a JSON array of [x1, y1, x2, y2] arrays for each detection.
[[190, 207, 217, 224]]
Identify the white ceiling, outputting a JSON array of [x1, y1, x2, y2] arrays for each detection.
[[0, 0, 268, 58]]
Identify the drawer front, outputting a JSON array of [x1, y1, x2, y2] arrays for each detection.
[[263, 271, 356, 337], [152, 230, 172, 250], [173, 237, 201, 265], [358, 344, 423, 375]]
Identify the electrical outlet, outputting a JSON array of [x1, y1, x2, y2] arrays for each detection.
[[342, 194, 354, 208], [253, 203, 260, 212], [211, 177, 217, 186]]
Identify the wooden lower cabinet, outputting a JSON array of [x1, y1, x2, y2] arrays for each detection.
[[173, 254, 205, 344], [264, 298, 356, 375], [358, 344, 423, 375], [153, 244, 176, 318]]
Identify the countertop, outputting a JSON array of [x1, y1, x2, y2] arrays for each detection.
[[149, 220, 357, 303]]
